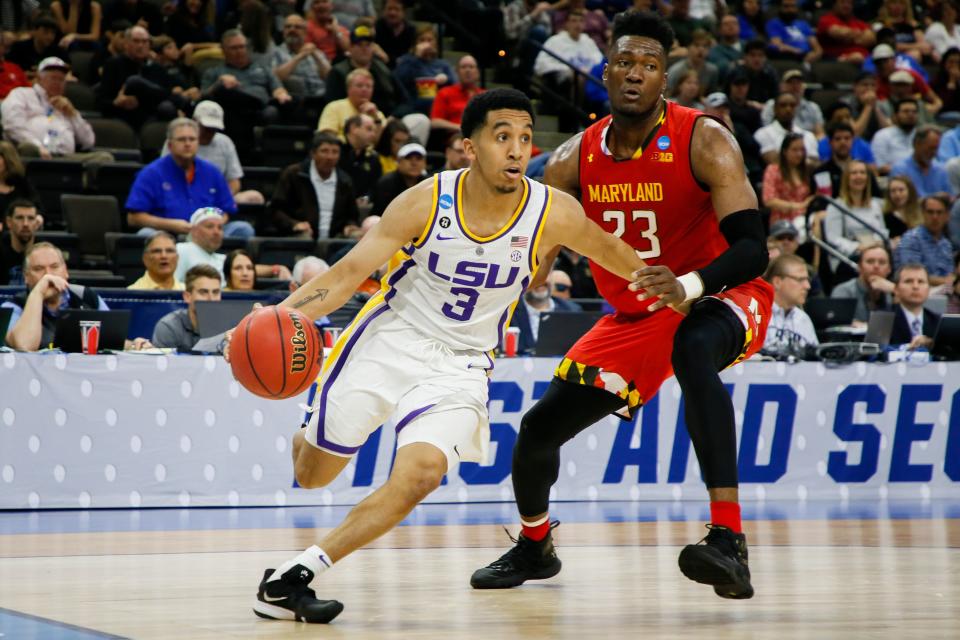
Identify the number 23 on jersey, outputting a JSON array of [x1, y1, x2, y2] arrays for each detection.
[[602, 209, 661, 260]]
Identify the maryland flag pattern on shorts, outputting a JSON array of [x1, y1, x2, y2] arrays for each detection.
[[554, 357, 643, 419]]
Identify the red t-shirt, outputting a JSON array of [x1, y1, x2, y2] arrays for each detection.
[[430, 84, 484, 124], [306, 20, 349, 63], [0, 61, 29, 99], [816, 13, 872, 59]]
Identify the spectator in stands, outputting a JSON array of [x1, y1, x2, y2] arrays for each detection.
[[237, 0, 276, 60], [89, 19, 130, 84], [667, 29, 719, 97], [740, 39, 780, 105], [890, 126, 952, 198], [926, 1, 960, 63], [0, 33, 29, 98], [271, 131, 360, 240], [325, 24, 405, 119], [7, 15, 67, 75], [762, 253, 819, 354], [97, 25, 172, 129], [152, 263, 222, 351], [102, 0, 163, 37], [551, 0, 609, 50], [164, 0, 217, 52], [161, 102, 264, 206], [374, 0, 415, 68], [174, 206, 290, 282], [430, 55, 484, 137], [202, 30, 295, 157], [760, 69, 824, 138], [3, 242, 152, 351], [666, 0, 709, 51], [143, 35, 201, 107], [816, 0, 875, 62], [763, 132, 813, 226], [889, 263, 939, 347], [816, 106, 876, 174], [50, 0, 102, 51], [375, 118, 410, 174], [370, 142, 427, 218], [931, 47, 960, 114], [547, 269, 574, 300], [503, 0, 555, 80], [726, 67, 763, 133], [830, 243, 894, 324], [733, 0, 764, 43], [822, 160, 888, 271], [703, 91, 763, 185], [813, 121, 881, 198], [874, 0, 930, 63], [896, 194, 956, 286], [510, 276, 583, 355], [317, 68, 388, 141], [841, 71, 889, 140], [307, 0, 350, 65], [871, 97, 919, 174], [339, 113, 382, 200], [882, 175, 922, 243], [755, 92, 819, 165], [223, 249, 257, 291], [0, 199, 39, 286], [534, 9, 604, 131], [1, 57, 113, 163], [290, 255, 330, 293], [437, 133, 469, 173], [393, 25, 457, 117], [330, 0, 375, 29], [271, 14, 331, 100], [0, 144, 38, 218], [128, 231, 184, 290], [127, 118, 252, 238], [765, 0, 822, 63], [667, 69, 702, 110], [708, 14, 743, 76], [873, 46, 942, 116]]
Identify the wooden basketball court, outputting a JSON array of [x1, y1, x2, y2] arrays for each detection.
[[1, 503, 957, 639]]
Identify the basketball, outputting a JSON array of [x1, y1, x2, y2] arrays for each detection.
[[230, 306, 323, 399]]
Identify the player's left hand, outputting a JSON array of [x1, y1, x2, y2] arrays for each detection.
[[630, 265, 686, 312]]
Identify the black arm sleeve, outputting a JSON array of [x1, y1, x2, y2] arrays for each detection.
[[696, 209, 769, 295]]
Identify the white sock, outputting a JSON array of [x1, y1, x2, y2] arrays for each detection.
[[520, 514, 549, 528], [268, 545, 333, 583]]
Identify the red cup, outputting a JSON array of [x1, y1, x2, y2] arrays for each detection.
[[79, 320, 101, 355], [503, 327, 520, 357]]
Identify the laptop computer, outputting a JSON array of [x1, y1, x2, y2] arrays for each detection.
[[804, 298, 857, 330], [535, 311, 603, 356], [195, 300, 259, 338], [864, 310, 895, 347], [0, 307, 12, 348], [932, 314, 960, 360], [53, 310, 130, 353]]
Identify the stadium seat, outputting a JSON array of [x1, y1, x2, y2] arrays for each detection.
[[62, 194, 122, 262], [87, 118, 138, 150], [240, 166, 281, 198], [247, 237, 317, 270], [94, 162, 144, 216], [68, 50, 96, 84], [810, 61, 860, 88], [69, 273, 127, 288], [105, 233, 147, 284], [64, 81, 97, 113], [25, 159, 85, 228], [219, 237, 249, 254], [809, 88, 850, 114], [140, 121, 169, 163], [256, 125, 313, 168], [770, 58, 804, 78], [35, 231, 81, 268]]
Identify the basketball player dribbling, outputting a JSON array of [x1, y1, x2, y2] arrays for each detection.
[[471, 11, 774, 599], [228, 89, 657, 623]]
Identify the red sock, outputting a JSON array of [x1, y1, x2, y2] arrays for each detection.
[[521, 519, 551, 541], [710, 501, 742, 534]]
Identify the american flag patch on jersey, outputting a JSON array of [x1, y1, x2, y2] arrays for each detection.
[[510, 235, 529, 248]]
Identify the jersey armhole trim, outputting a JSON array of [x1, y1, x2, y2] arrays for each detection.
[[412, 174, 441, 249], [529, 185, 554, 273]]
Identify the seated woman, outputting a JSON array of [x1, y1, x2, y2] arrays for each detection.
[[881, 175, 922, 247], [762, 133, 813, 231], [224, 249, 257, 291], [667, 69, 704, 110], [925, 1, 960, 63], [931, 47, 960, 113], [873, 0, 932, 62], [51, 0, 102, 50], [375, 119, 410, 175], [820, 160, 889, 275]]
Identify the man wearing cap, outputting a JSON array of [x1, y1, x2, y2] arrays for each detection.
[[741, 39, 781, 105], [325, 23, 404, 117], [0, 33, 30, 99], [872, 44, 941, 114], [126, 118, 253, 239], [271, 14, 331, 100], [161, 101, 264, 205], [890, 126, 953, 198], [726, 67, 763, 133], [370, 141, 427, 218], [871, 97, 919, 174], [754, 92, 820, 165], [840, 71, 888, 140], [878, 68, 937, 125], [760, 69, 824, 138], [831, 243, 894, 324], [271, 131, 361, 240], [765, 0, 821, 63], [815, 0, 874, 62], [6, 15, 68, 75], [1, 57, 112, 163]]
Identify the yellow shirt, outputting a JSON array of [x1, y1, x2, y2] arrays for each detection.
[[127, 272, 186, 291], [316, 99, 386, 141], [379, 155, 398, 174]]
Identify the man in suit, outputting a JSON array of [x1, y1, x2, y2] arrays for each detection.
[[510, 271, 583, 355], [889, 263, 940, 348]]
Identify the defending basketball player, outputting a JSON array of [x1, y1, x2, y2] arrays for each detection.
[[228, 89, 656, 623], [470, 11, 773, 599]]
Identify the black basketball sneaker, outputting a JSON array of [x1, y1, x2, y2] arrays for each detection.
[[470, 522, 562, 589], [678, 524, 754, 599], [253, 565, 344, 623]]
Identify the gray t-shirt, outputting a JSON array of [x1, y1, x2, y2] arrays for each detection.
[[175, 241, 226, 283], [152, 308, 199, 351], [163, 132, 243, 181], [270, 43, 328, 97], [201, 61, 280, 105]]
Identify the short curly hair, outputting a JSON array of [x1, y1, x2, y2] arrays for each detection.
[[610, 10, 674, 56]]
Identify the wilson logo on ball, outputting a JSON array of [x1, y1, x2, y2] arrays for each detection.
[[289, 313, 308, 373]]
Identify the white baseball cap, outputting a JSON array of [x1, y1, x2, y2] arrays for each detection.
[[189, 207, 225, 226], [193, 101, 225, 130], [872, 44, 895, 60], [397, 142, 427, 159], [38, 56, 70, 73]]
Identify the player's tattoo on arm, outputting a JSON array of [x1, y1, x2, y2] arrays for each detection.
[[292, 289, 329, 308]]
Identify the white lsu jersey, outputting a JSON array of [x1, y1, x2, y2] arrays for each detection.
[[383, 169, 554, 352]]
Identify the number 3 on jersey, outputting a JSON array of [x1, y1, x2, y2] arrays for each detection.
[[602, 209, 662, 260]]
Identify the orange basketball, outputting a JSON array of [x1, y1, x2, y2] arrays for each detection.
[[230, 306, 323, 399]]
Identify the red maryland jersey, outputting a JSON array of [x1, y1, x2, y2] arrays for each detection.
[[579, 102, 732, 316]]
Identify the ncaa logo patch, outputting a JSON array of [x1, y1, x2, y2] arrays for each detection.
[[656, 135, 671, 150], [438, 194, 454, 209], [439, 216, 451, 228]]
